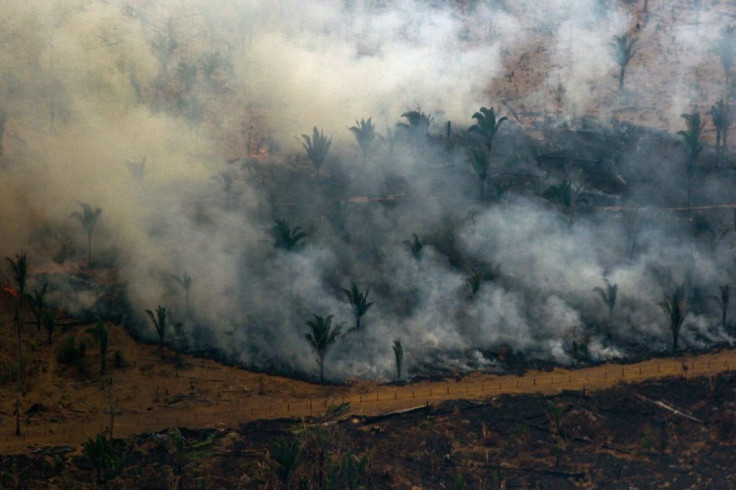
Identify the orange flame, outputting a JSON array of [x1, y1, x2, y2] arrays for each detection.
[[3, 286, 19, 298]]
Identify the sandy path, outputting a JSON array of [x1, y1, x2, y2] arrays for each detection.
[[1, 347, 733, 454]]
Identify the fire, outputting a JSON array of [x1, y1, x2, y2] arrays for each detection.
[[3, 286, 19, 298]]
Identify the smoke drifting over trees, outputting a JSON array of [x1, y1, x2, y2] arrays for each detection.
[[2, 0, 736, 382]]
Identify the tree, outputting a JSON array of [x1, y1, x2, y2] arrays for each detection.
[[658, 284, 686, 353], [392, 340, 403, 383], [300, 127, 332, 181], [70, 203, 102, 268], [271, 219, 306, 251], [468, 106, 507, 154], [467, 267, 481, 297], [711, 284, 730, 329], [593, 278, 618, 339], [610, 33, 638, 90], [304, 314, 342, 383], [26, 283, 48, 333], [271, 436, 302, 488], [348, 117, 377, 164], [404, 233, 424, 260], [678, 112, 704, 210], [711, 25, 736, 88], [397, 110, 432, 138], [82, 432, 118, 486], [87, 320, 109, 374], [541, 180, 586, 225], [343, 283, 374, 332], [711, 100, 732, 168], [145, 305, 168, 351], [40, 308, 56, 345], [6, 251, 27, 437], [172, 272, 192, 316], [468, 147, 490, 200]]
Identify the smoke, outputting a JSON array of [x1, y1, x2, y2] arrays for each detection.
[[1, 0, 735, 382]]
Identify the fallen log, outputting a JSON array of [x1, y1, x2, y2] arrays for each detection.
[[634, 394, 704, 423]]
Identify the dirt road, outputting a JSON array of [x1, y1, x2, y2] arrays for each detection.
[[2, 345, 734, 454]]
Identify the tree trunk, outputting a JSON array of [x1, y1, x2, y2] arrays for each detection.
[[15, 309, 22, 436], [319, 355, 324, 384], [87, 233, 92, 268]]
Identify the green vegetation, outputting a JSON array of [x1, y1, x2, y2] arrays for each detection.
[[348, 117, 377, 164], [305, 314, 342, 384], [468, 106, 507, 155], [300, 126, 332, 181], [405, 233, 424, 260], [272, 219, 306, 251], [271, 436, 302, 487], [541, 180, 586, 225], [343, 283, 373, 332], [82, 432, 120, 486], [658, 283, 686, 353]]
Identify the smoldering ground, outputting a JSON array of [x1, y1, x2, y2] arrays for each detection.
[[1, 0, 735, 382]]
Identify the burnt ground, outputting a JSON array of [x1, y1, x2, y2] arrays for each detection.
[[3, 371, 736, 489]]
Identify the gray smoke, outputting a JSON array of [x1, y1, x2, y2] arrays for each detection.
[[1, 0, 734, 382]]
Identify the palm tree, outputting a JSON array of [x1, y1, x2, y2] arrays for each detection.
[[468, 147, 490, 200], [467, 267, 482, 297], [348, 117, 376, 164], [271, 436, 302, 488], [468, 106, 507, 154], [82, 433, 117, 486], [300, 127, 332, 181], [6, 251, 27, 437], [610, 33, 638, 90], [172, 272, 192, 315], [40, 308, 56, 345], [304, 314, 342, 383], [271, 219, 306, 251], [87, 320, 109, 374], [541, 180, 586, 225], [70, 203, 102, 268], [658, 283, 686, 353], [26, 283, 48, 333], [711, 100, 732, 168], [678, 112, 704, 210], [392, 339, 403, 383], [593, 279, 618, 338], [405, 233, 424, 260], [145, 305, 168, 351], [343, 283, 374, 332], [711, 284, 730, 329], [397, 110, 432, 138], [710, 25, 736, 88]]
